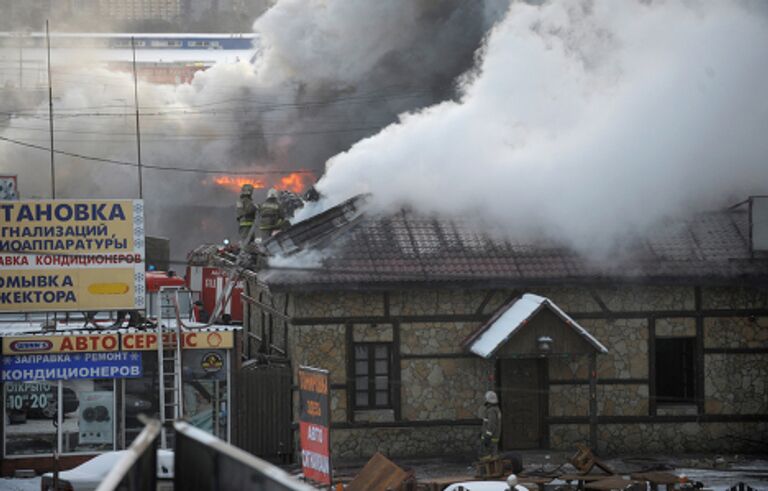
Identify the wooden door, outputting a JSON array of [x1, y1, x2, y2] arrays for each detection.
[[499, 358, 544, 449]]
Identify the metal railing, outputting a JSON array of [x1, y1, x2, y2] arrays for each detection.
[[174, 421, 315, 491], [95, 417, 160, 491], [90, 417, 310, 490]]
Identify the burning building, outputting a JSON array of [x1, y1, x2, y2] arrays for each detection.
[[211, 195, 768, 460]]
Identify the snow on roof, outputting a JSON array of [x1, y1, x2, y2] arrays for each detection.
[[467, 293, 608, 358]]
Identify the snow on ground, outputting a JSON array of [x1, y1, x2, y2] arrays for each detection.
[[1, 454, 766, 490], [0, 477, 40, 491]]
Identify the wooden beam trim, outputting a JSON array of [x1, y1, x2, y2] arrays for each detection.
[[392, 320, 402, 421], [331, 418, 482, 430], [588, 353, 597, 449], [548, 414, 768, 425], [549, 378, 649, 385], [695, 287, 705, 416], [291, 314, 489, 325], [704, 347, 768, 354], [475, 290, 497, 315], [345, 323, 354, 423], [291, 309, 768, 326], [241, 293, 291, 321], [400, 353, 477, 360], [648, 316, 657, 416]]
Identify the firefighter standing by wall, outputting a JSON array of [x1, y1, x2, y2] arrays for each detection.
[[236, 184, 256, 241], [258, 188, 287, 240], [480, 390, 502, 460]]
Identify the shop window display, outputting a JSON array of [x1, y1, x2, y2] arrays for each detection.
[[61, 380, 115, 454], [4, 381, 58, 456], [183, 349, 228, 439], [123, 353, 159, 446], [4, 379, 116, 455]]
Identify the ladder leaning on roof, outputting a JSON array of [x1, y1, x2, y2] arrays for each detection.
[[208, 219, 258, 323], [155, 286, 184, 449]]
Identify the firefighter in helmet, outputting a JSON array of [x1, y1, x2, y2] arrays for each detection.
[[258, 188, 287, 240], [236, 183, 256, 241], [479, 390, 502, 460]]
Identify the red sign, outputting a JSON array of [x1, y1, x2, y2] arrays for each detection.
[[298, 366, 332, 485]]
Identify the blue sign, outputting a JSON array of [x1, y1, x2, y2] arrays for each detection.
[[1, 352, 143, 382]]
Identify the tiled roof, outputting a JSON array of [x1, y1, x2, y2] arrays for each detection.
[[259, 196, 768, 291]]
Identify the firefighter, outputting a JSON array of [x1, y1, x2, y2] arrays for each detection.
[[258, 188, 287, 240], [479, 390, 502, 460], [236, 184, 256, 241], [193, 301, 209, 323]]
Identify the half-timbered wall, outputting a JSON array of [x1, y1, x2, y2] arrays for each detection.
[[243, 281, 768, 458]]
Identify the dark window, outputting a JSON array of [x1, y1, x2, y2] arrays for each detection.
[[353, 343, 391, 409], [655, 337, 696, 404]]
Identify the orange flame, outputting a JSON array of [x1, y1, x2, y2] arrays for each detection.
[[274, 172, 315, 193], [212, 176, 266, 192]]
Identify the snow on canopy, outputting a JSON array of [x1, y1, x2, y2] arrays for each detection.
[[465, 293, 608, 359]]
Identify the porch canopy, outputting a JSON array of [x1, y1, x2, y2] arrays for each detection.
[[463, 293, 608, 358]]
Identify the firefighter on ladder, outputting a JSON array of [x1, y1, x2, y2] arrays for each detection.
[[258, 188, 287, 240], [480, 390, 502, 461], [236, 183, 256, 241]]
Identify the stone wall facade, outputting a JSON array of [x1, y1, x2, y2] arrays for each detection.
[[400, 322, 477, 355], [704, 354, 768, 414], [704, 317, 768, 349], [597, 385, 649, 416], [549, 385, 589, 417], [583, 318, 648, 379], [332, 426, 479, 459], [243, 280, 768, 458], [598, 422, 768, 454], [401, 358, 488, 420]]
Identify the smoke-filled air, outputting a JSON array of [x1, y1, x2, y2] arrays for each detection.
[[3, 0, 768, 257], [314, 0, 768, 254], [0, 0, 501, 258]]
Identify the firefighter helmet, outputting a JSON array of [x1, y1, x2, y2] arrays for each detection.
[[241, 183, 254, 195], [267, 188, 279, 199], [485, 390, 498, 405]]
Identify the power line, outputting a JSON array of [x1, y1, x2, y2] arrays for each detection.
[[0, 115, 398, 136], [0, 125, 382, 143], [0, 134, 316, 175], [0, 89, 429, 117]]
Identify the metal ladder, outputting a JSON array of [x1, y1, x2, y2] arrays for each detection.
[[208, 220, 259, 323], [156, 287, 184, 449]]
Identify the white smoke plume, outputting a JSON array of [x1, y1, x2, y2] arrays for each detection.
[[0, 0, 502, 258], [315, 0, 768, 254]]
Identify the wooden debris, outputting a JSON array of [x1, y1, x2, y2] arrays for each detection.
[[475, 457, 504, 478], [584, 477, 642, 490], [629, 471, 683, 491], [569, 443, 615, 475], [346, 452, 413, 491]]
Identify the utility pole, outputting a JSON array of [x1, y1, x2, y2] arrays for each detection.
[[46, 20, 55, 199], [132, 36, 143, 199]]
